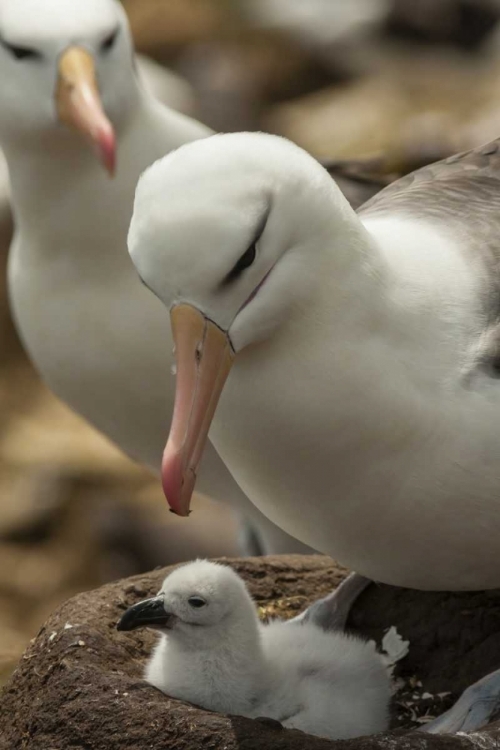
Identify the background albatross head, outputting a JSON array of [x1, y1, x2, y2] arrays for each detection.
[[0, 0, 138, 174]]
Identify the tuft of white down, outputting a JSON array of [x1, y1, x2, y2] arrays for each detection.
[[259, 622, 391, 738], [145, 561, 391, 740]]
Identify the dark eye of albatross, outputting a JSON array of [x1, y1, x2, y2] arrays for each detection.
[[223, 243, 257, 285], [188, 596, 207, 609], [0, 39, 41, 61], [101, 28, 119, 53]]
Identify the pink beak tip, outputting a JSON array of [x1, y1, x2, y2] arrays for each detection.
[[100, 129, 117, 177], [162, 448, 191, 517]]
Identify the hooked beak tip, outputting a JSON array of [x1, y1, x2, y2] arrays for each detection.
[[162, 448, 193, 517]]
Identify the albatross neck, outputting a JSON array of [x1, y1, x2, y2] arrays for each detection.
[[289, 184, 392, 337], [268, 182, 478, 397], [3, 87, 209, 245]]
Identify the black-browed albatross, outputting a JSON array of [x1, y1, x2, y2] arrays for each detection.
[[1, 0, 322, 555]]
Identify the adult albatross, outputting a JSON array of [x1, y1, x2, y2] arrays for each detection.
[[1, 0, 321, 555], [129, 130, 500, 591]]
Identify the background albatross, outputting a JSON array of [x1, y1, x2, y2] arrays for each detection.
[[0, 0, 315, 555]]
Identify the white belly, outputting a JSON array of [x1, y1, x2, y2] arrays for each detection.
[[210, 342, 500, 591]]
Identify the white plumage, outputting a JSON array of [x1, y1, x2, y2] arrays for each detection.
[[128, 130, 500, 591], [1, 0, 309, 555], [0, 53, 195, 218], [118, 560, 391, 740]]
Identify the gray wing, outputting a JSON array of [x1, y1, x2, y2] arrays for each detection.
[[359, 139, 500, 369]]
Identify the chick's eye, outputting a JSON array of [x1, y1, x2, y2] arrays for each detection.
[[1, 40, 41, 61], [101, 29, 119, 53], [223, 243, 257, 285], [188, 596, 207, 609]]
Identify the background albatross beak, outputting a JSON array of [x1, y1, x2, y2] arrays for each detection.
[[162, 304, 234, 517], [55, 46, 116, 176]]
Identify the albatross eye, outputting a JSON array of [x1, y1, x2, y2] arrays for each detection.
[[188, 596, 207, 609], [223, 243, 257, 285], [101, 28, 119, 53], [0, 40, 41, 61]]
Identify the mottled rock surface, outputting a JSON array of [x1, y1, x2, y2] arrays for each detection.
[[1, 555, 500, 749]]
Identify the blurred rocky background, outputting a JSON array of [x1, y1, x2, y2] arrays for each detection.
[[3, 0, 500, 686]]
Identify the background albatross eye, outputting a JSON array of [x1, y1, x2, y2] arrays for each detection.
[[0, 40, 41, 61], [188, 595, 207, 609]]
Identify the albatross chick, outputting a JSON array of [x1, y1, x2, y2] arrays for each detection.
[[117, 560, 391, 740]]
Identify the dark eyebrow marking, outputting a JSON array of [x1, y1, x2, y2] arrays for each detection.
[[220, 202, 271, 288], [222, 242, 256, 286], [101, 25, 120, 52], [0, 37, 42, 60]]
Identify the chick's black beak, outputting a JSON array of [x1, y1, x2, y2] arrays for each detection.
[[117, 595, 175, 632]]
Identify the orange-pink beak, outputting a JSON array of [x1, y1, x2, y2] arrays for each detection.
[[163, 304, 235, 516], [55, 46, 116, 176]]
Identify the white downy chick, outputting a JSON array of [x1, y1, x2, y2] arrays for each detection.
[[117, 560, 391, 740]]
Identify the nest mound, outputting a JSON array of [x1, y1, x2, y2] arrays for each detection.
[[1, 554, 500, 749]]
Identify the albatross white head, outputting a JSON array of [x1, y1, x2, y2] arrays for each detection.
[[117, 560, 258, 647], [0, 0, 138, 174], [128, 132, 367, 515]]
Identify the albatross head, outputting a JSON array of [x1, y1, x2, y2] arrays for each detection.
[[0, 0, 137, 174], [128, 132, 346, 515], [117, 560, 257, 645]]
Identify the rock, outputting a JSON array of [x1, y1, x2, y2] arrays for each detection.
[[177, 32, 340, 135], [242, 0, 387, 49], [122, 0, 227, 55], [267, 40, 500, 164], [2, 555, 500, 749], [385, 0, 500, 51]]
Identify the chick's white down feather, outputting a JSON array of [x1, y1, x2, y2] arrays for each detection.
[[144, 561, 391, 740]]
